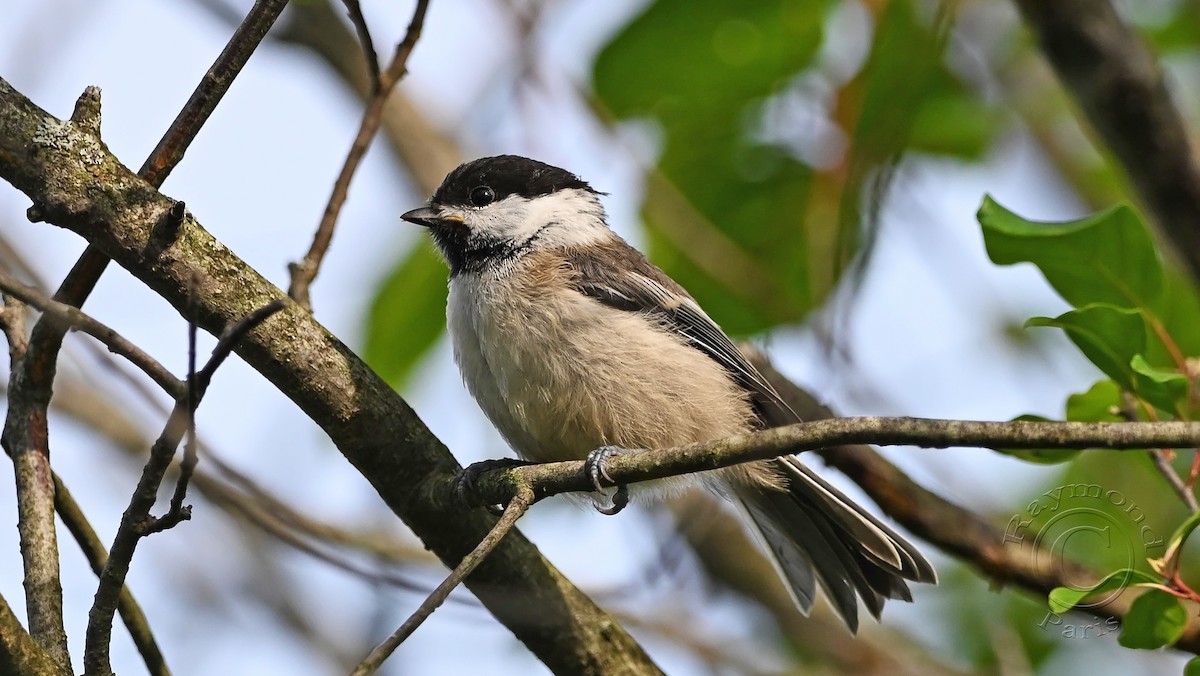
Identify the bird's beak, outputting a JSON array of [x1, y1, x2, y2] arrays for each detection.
[[401, 206, 461, 229]]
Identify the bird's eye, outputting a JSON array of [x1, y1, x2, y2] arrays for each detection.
[[469, 185, 496, 207]]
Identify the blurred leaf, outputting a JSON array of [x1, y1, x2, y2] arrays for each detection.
[[995, 414, 1082, 464], [363, 240, 448, 387], [1026, 305, 1147, 390], [595, 1, 998, 334], [594, 0, 830, 333], [1157, 505, 1200, 573], [1048, 568, 1156, 614], [1118, 589, 1187, 649], [908, 94, 1004, 158], [1160, 268, 1200, 356], [1186, 656, 1200, 676], [854, 2, 999, 161], [1129, 355, 1189, 415], [979, 197, 1164, 312], [837, 0, 1000, 274], [1065, 380, 1124, 422], [1142, 6, 1200, 52]]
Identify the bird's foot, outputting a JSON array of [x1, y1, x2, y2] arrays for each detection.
[[456, 458, 534, 515], [585, 445, 630, 516]]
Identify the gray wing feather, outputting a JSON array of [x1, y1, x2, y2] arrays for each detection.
[[565, 248, 797, 423]]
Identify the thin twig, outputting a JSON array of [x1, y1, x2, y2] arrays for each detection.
[[287, 0, 432, 309], [0, 267, 183, 397], [2, 285, 168, 674], [165, 277, 203, 520], [53, 475, 169, 676], [339, 0, 380, 91], [5, 5, 288, 665], [82, 301, 285, 676], [349, 485, 534, 676], [1151, 450, 1200, 512], [465, 417, 1200, 507]]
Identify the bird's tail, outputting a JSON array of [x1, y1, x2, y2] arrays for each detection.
[[734, 456, 937, 633]]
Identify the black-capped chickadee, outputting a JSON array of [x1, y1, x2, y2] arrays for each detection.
[[402, 155, 936, 631]]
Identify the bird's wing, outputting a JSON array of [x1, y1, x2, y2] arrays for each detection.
[[564, 245, 798, 424]]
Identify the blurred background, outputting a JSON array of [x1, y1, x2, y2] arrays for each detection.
[[1, 0, 1197, 673]]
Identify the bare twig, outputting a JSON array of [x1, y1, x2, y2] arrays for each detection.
[[1014, 0, 1200, 280], [350, 484, 534, 676], [287, 0, 432, 309], [1150, 450, 1200, 512], [53, 475, 169, 676], [36, 354, 445, 597], [165, 280, 203, 522], [2, 274, 168, 675], [83, 301, 285, 676], [339, 0, 380, 91], [138, 0, 290, 186], [3, 3, 288, 665], [0, 267, 183, 397], [465, 417, 1200, 507], [269, 0, 461, 193]]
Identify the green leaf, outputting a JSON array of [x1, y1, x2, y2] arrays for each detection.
[[1064, 380, 1124, 422], [362, 240, 448, 387], [1118, 589, 1187, 649], [595, 0, 831, 334], [979, 198, 1164, 312], [994, 381, 1126, 463], [1130, 355, 1189, 415], [1025, 305, 1147, 389], [856, 0, 1001, 162], [594, 1, 1001, 335], [1048, 568, 1157, 614], [1159, 507, 1200, 574], [994, 415, 1082, 464], [1161, 268, 1200, 357], [1185, 656, 1200, 676]]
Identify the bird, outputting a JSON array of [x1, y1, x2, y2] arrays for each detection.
[[401, 154, 936, 631]]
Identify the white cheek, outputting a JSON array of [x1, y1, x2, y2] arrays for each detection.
[[465, 190, 611, 248], [524, 193, 610, 248]]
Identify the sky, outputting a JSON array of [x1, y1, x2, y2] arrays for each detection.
[[0, 1, 1186, 674]]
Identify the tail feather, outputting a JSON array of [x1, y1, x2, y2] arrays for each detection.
[[737, 489, 862, 630], [735, 456, 936, 632], [778, 456, 937, 584]]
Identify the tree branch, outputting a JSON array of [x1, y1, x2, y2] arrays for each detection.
[[2, 2, 288, 666], [271, 0, 461, 193], [0, 294, 69, 666], [0, 76, 660, 675], [0, 591, 69, 676], [0, 266, 183, 397], [82, 301, 284, 676], [351, 484, 535, 676], [1014, 0, 1200, 279], [53, 476, 169, 676], [466, 417, 1200, 507], [287, 0, 432, 309]]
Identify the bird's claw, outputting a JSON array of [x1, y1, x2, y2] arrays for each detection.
[[585, 445, 630, 515], [455, 458, 533, 515]]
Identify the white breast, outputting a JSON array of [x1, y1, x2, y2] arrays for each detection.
[[446, 253, 756, 468]]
